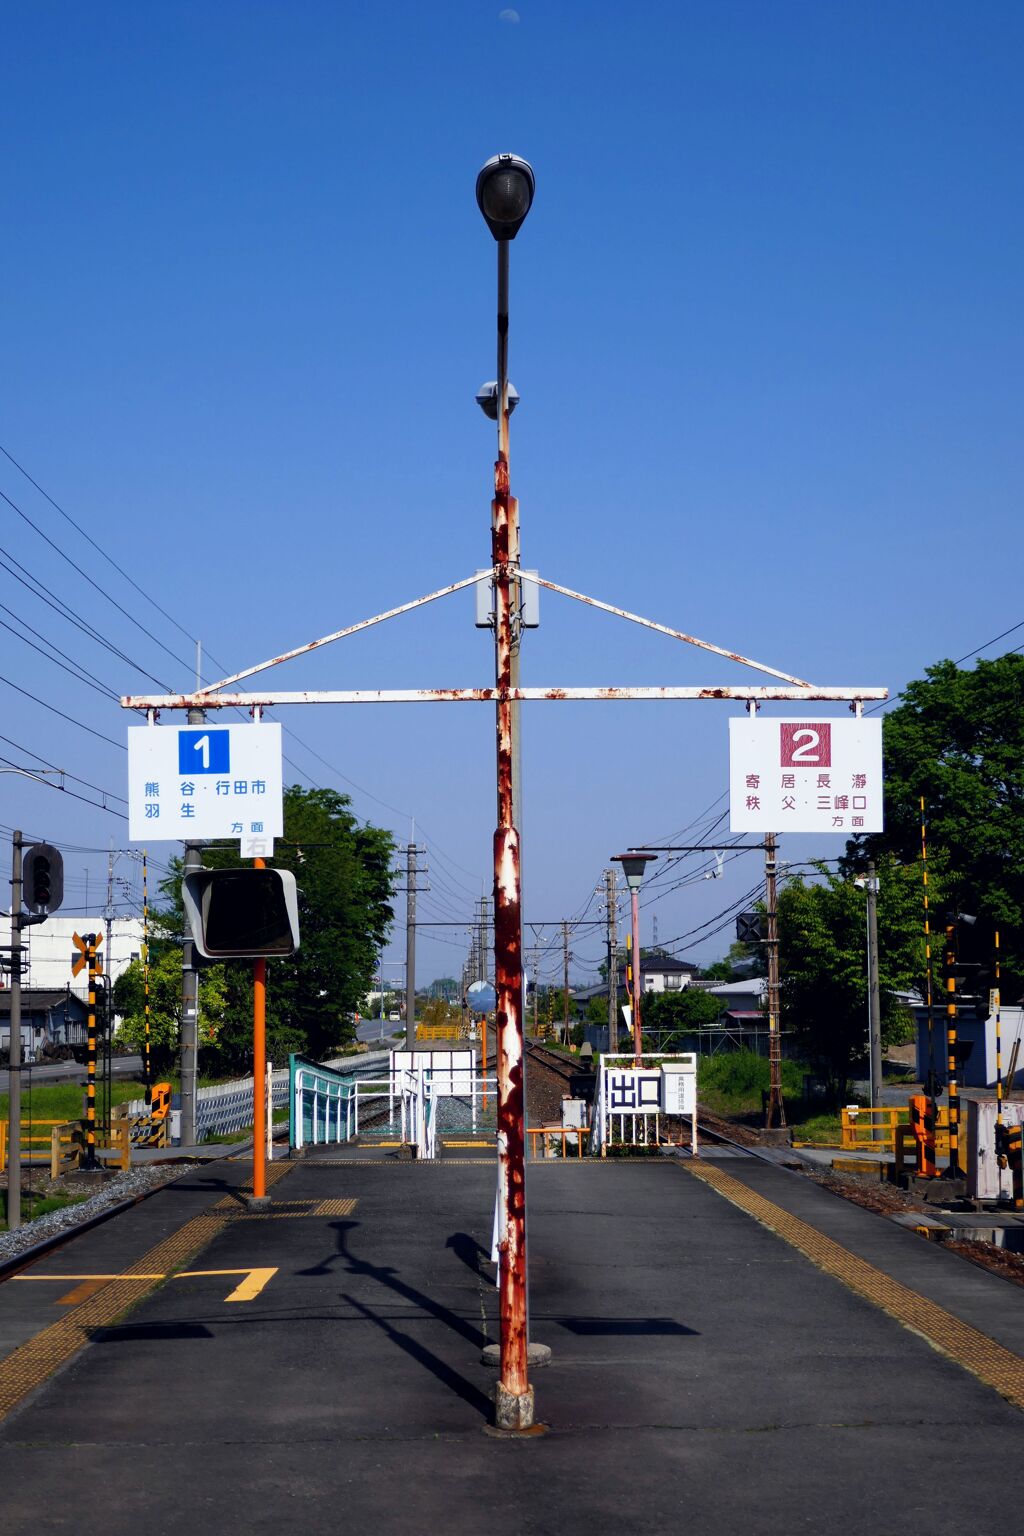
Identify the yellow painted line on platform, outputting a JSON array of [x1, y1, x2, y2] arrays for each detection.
[[177, 1267, 278, 1302], [14, 1266, 280, 1305], [683, 1160, 1024, 1412], [312, 1199, 358, 1216], [57, 1280, 115, 1306], [0, 1161, 299, 1423]]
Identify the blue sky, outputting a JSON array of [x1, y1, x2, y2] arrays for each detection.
[[1, 2, 1021, 991]]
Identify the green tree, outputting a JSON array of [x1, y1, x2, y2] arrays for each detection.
[[113, 950, 228, 1074], [850, 653, 1024, 982], [586, 996, 607, 1029], [777, 858, 925, 1101], [640, 987, 723, 1037], [159, 786, 395, 1074], [702, 941, 760, 982]]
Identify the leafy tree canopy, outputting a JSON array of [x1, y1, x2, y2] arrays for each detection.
[[159, 785, 395, 1074], [113, 949, 227, 1073], [639, 987, 724, 1033], [848, 653, 1024, 980], [778, 857, 924, 1101]]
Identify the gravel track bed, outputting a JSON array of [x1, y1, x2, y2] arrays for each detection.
[[0, 1164, 189, 1263]]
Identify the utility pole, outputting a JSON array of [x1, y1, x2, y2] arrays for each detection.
[[179, 681, 205, 1148], [476, 896, 490, 983], [865, 860, 882, 1132], [605, 868, 618, 1057], [562, 919, 571, 1044], [401, 840, 427, 1050], [764, 832, 785, 1129], [104, 842, 115, 975], [8, 832, 23, 1230]]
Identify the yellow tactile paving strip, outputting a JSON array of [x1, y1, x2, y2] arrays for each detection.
[[0, 1159, 297, 1424], [684, 1159, 1024, 1412]]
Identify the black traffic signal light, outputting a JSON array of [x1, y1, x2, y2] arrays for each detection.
[[944, 913, 996, 1019], [23, 842, 63, 916], [182, 868, 300, 960]]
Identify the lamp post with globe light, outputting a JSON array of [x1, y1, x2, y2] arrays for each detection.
[[611, 852, 657, 1061]]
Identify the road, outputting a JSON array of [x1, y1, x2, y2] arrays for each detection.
[[355, 1018, 401, 1046], [0, 1053, 143, 1093]]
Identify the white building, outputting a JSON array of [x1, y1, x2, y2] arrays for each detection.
[[0, 915, 145, 1002]]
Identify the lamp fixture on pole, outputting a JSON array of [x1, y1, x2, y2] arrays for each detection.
[[611, 852, 657, 1060]]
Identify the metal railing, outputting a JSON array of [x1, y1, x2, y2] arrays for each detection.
[[0, 1118, 132, 1175], [792, 1104, 950, 1155], [291, 1058, 358, 1150], [290, 1052, 496, 1159], [527, 1126, 586, 1159]]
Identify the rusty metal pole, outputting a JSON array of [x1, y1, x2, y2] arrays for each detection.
[[491, 234, 533, 1431]]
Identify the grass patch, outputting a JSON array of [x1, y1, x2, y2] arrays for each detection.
[[698, 1050, 806, 1117], [199, 1107, 290, 1145], [0, 1080, 152, 1124], [0, 1191, 88, 1231], [789, 1112, 844, 1144]]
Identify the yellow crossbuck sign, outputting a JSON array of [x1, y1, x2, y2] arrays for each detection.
[[70, 930, 103, 978]]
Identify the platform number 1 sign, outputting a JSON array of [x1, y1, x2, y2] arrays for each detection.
[[128, 722, 284, 843], [728, 717, 883, 834], [178, 729, 231, 774]]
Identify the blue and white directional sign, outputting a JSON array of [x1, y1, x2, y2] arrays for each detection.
[[128, 722, 284, 845]]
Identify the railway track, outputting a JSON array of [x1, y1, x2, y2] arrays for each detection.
[[523, 1039, 578, 1083]]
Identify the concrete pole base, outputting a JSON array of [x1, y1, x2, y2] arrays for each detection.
[[480, 1342, 551, 1368], [243, 1194, 271, 1211], [493, 1382, 535, 1431]]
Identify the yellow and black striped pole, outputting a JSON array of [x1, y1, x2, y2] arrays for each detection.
[[919, 798, 936, 1098], [995, 930, 1003, 1139], [84, 934, 100, 1168], [143, 850, 151, 1107], [945, 923, 961, 1178]]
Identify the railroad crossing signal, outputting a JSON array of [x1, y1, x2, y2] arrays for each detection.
[[736, 912, 765, 944], [71, 931, 103, 978], [23, 842, 64, 917]]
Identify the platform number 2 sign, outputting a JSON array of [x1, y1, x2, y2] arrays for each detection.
[[779, 722, 831, 768]]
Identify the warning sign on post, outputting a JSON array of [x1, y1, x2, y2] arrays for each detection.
[[729, 717, 883, 833]]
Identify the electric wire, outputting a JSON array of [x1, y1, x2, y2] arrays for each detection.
[[0, 671, 126, 751], [0, 613, 120, 701], [0, 484, 198, 679], [865, 619, 1024, 715]]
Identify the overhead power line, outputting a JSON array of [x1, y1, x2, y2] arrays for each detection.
[[0, 484, 196, 680], [0, 441, 207, 652]]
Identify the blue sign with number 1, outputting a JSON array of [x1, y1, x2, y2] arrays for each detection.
[[178, 729, 230, 775]]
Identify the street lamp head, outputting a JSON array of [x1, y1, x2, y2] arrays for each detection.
[[476, 153, 535, 240], [611, 851, 657, 891], [476, 381, 520, 420]]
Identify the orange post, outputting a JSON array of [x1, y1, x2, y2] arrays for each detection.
[[482, 1014, 488, 1111], [252, 857, 267, 1203]]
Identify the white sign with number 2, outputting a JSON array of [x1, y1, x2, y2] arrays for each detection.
[[728, 716, 883, 834]]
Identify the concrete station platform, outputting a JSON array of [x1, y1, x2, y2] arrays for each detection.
[[0, 1145, 1022, 1534]]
